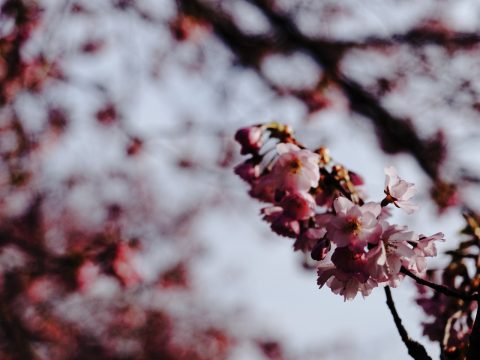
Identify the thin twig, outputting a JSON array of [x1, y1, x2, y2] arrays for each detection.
[[384, 286, 432, 360], [441, 310, 462, 355], [401, 267, 475, 302]]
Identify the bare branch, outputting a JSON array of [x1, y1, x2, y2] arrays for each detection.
[[384, 286, 432, 360], [178, 0, 447, 181]]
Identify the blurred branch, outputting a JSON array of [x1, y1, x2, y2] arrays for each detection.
[[176, 0, 280, 68], [384, 286, 432, 360], [177, 0, 446, 181], [247, 0, 445, 179], [356, 29, 480, 49], [0, 295, 34, 359]]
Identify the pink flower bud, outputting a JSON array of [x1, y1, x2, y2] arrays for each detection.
[[234, 161, 259, 183], [271, 217, 300, 238], [310, 237, 330, 261], [234, 126, 263, 155], [279, 192, 315, 220], [294, 227, 327, 252]]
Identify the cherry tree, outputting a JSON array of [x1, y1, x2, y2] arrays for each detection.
[[1, 0, 480, 359]]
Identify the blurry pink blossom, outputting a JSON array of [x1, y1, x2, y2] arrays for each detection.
[[234, 124, 445, 302], [77, 260, 101, 291], [113, 244, 142, 287]]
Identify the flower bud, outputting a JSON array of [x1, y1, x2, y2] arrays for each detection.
[[234, 126, 263, 155], [311, 237, 331, 261], [234, 160, 259, 183]]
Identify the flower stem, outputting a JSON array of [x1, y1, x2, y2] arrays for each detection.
[[400, 267, 475, 301], [384, 286, 432, 360]]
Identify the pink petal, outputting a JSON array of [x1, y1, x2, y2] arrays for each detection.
[[361, 202, 382, 218], [333, 197, 354, 215]]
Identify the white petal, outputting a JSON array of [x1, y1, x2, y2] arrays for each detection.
[[333, 197, 354, 215], [276, 143, 300, 154], [361, 202, 382, 217]]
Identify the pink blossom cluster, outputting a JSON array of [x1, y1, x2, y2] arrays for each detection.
[[235, 123, 444, 300]]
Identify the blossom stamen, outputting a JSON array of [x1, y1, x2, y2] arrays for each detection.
[[344, 218, 362, 235], [289, 159, 302, 174]]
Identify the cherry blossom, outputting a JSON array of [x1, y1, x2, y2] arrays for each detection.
[[366, 223, 417, 286], [269, 143, 320, 193], [234, 123, 447, 306], [411, 232, 444, 273], [384, 166, 418, 214], [365, 227, 443, 286], [245, 143, 320, 203], [317, 261, 377, 301], [326, 197, 382, 251], [261, 191, 316, 238]]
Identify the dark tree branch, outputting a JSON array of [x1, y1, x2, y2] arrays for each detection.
[[466, 294, 480, 360], [401, 267, 475, 302], [176, 0, 281, 68], [384, 286, 432, 360], [0, 302, 34, 360], [247, 0, 445, 180], [354, 30, 480, 49], [0, 272, 36, 360]]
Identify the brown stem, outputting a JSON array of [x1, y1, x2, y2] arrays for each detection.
[[401, 267, 475, 301], [384, 286, 432, 360], [466, 294, 480, 360]]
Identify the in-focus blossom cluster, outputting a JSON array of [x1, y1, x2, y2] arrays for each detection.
[[234, 123, 444, 300]]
